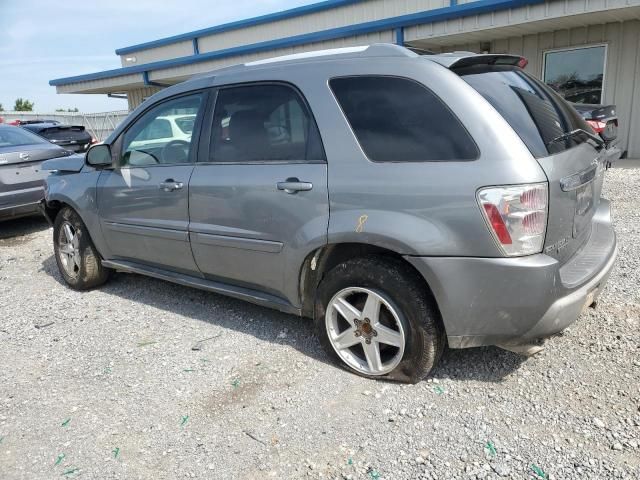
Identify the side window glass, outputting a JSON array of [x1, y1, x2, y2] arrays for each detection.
[[209, 84, 325, 162], [121, 94, 202, 166], [329, 76, 478, 162]]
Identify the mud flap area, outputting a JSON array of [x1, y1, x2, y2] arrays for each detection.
[[38, 199, 54, 226]]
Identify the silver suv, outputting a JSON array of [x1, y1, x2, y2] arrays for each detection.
[[41, 44, 617, 382]]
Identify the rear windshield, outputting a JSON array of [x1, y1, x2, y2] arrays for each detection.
[[40, 127, 87, 140], [0, 127, 50, 147], [457, 65, 592, 158]]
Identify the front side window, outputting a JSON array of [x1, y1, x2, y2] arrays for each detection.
[[329, 76, 478, 162], [208, 84, 325, 162], [543, 45, 606, 104], [121, 94, 202, 166]]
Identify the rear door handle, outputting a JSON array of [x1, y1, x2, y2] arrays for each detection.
[[277, 178, 313, 194], [159, 179, 184, 192]]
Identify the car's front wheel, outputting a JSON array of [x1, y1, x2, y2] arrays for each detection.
[[315, 256, 445, 383], [53, 207, 110, 290]]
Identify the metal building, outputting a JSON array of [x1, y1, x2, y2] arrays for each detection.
[[50, 0, 640, 157]]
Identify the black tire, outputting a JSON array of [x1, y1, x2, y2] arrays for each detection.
[[314, 255, 445, 383], [53, 207, 110, 290]]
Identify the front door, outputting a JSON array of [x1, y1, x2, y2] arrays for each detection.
[[189, 83, 328, 304], [97, 93, 205, 273]]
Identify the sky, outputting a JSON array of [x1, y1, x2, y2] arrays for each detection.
[[0, 0, 313, 113]]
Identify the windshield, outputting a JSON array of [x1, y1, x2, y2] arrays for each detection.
[[457, 65, 593, 158], [0, 126, 50, 148]]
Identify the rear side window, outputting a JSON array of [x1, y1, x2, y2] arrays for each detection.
[[208, 84, 325, 162], [459, 66, 592, 158], [329, 76, 478, 162]]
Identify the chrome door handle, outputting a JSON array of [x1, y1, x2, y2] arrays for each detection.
[[277, 178, 313, 194], [159, 179, 184, 192]]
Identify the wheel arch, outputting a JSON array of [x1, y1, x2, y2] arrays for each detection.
[[45, 196, 110, 261], [298, 242, 444, 330]]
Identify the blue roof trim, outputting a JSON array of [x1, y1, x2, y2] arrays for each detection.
[[115, 0, 366, 55], [50, 0, 544, 87]]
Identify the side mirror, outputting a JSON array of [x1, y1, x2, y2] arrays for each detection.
[[86, 144, 112, 167]]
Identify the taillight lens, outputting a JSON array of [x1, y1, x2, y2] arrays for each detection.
[[586, 120, 606, 133], [477, 183, 548, 256]]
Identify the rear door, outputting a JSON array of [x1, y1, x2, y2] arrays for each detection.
[[97, 93, 205, 273], [459, 66, 605, 262], [189, 83, 328, 304]]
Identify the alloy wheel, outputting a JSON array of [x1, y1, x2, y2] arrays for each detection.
[[58, 222, 81, 278], [325, 287, 405, 375]]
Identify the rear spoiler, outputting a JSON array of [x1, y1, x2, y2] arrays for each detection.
[[428, 53, 528, 70]]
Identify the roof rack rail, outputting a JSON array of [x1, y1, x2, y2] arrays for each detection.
[[190, 43, 415, 80], [245, 43, 415, 66]]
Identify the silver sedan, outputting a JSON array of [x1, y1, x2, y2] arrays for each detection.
[[0, 124, 70, 221]]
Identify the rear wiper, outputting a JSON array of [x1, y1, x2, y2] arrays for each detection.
[[547, 129, 604, 149]]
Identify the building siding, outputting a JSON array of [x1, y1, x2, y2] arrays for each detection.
[[147, 29, 395, 85], [121, 40, 193, 67], [56, 73, 144, 94], [127, 86, 163, 111], [120, 0, 454, 65]]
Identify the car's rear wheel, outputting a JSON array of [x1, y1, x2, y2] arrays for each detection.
[[315, 256, 445, 383], [53, 207, 110, 290]]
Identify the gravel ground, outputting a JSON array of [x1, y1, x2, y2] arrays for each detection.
[[1, 168, 639, 480]]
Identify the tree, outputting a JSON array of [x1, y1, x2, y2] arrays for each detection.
[[14, 98, 34, 111], [0, 103, 4, 112], [55, 107, 79, 112]]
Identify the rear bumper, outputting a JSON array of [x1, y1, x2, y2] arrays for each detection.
[[61, 144, 90, 153], [406, 199, 617, 349]]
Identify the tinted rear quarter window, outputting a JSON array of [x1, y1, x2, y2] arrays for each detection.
[[329, 76, 478, 162]]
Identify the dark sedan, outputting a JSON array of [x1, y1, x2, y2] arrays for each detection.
[[21, 122, 94, 153], [0, 124, 71, 221]]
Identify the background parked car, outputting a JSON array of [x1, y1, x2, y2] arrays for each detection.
[[18, 119, 61, 126], [21, 121, 95, 153], [571, 103, 619, 146], [571, 103, 622, 164], [0, 124, 71, 221]]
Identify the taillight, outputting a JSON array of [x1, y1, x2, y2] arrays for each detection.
[[477, 183, 548, 256], [586, 120, 606, 133]]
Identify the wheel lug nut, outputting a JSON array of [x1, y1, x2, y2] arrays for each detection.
[[365, 339, 371, 344]]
